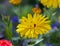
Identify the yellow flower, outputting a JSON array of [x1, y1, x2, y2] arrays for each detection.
[[40, 0, 60, 8], [16, 13, 51, 38], [32, 8, 42, 13], [9, 0, 21, 5]]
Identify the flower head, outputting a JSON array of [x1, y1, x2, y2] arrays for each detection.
[[40, 0, 60, 8], [16, 13, 51, 38], [32, 8, 42, 13], [0, 40, 12, 46], [9, 0, 21, 5], [51, 22, 59, 29], [46, 43, 53, 46], [11, 16, 19, 23]]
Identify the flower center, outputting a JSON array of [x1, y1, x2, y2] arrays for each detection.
[[34, 24, 36, 27]]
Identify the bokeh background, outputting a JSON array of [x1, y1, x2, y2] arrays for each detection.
[[0, 0, 60, 46]]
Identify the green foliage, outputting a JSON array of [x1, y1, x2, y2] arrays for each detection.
[[12, 5, 33, 19]]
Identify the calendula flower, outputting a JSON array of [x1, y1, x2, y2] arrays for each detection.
[[40, 0, 60, 8], [32, 7, 42, 13], [0, 40, 12, 46], [9, 0, 21, 5], [16, 13, 51, 38]]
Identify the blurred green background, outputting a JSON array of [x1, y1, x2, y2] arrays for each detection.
[[0, 0, 60, 46]]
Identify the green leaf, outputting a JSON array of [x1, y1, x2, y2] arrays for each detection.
[[5, 26, 12, 40], [43, 8, 51, 18], [12, 5, 33, 19], [28, 38, 43, 46], [34, 39, 43, 45], [12, 37, 20, 41]]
